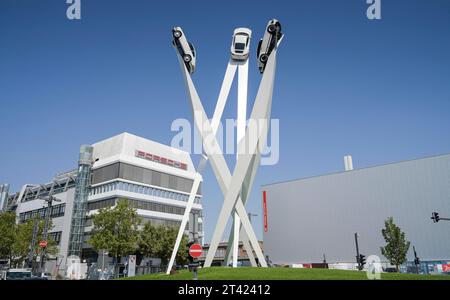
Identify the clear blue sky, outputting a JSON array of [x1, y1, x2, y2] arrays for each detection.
[[1, 0, 449, 242]]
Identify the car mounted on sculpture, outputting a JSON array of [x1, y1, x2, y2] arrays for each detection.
[[257, 19, 283, 73], [172, 27, 196, 74], [231, 28, 252, 61]]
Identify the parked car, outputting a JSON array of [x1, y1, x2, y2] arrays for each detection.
[[5, 268, 32, 280], [34, 272, 52, 280], [24, 276, 49, 280], [256, 19, 283, 73], [231, 28, 252, 61], [172, 27, 196, 74]]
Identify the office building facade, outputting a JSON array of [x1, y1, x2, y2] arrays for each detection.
[[5, 133, 203, 275]]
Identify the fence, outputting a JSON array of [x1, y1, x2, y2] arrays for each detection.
[[135, 265, 167, 276]]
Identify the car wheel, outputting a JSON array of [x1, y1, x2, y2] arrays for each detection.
[[184, 54, 192, 62], [173, 30, 182, 39], [260, 54, 268, 63], [268, 25, 276, 34], [257, 40, 262, 57]]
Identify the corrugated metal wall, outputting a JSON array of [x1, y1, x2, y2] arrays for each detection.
[[262, 154, 450, 265]]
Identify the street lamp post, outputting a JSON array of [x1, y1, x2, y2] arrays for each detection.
[[354, 233, 361, 271], [413, 246, 420, 274], [39, 195, 61, 275], [27, 219, 39, 269]]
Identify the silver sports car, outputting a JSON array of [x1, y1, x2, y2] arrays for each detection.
[[172, 27, 196, 74], [256, 19, 283, 73]]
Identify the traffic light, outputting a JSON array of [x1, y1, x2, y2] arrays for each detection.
[[359, 254, 366, 267], [431, 212, 440, 223], [414, 257, 420, 266]]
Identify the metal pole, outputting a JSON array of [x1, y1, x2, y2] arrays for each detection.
[[413, 246, 419, 274], [102, 250, 105, 273], [354, 233, 361, 270], [193, 258, 198, 280], [28, 219, 39, 269], [39, 197, 53, 274]]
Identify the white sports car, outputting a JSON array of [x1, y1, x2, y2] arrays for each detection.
[[172, 27, 196, 74], [231, 28, 252, 61], [256, 19, 283, 73]]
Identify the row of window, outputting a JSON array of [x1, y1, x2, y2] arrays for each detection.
[[89, 181, 201, 204], [84, 216, 183, 231], [19, 204, 66, 223], [87, 198, 116, 211], [91, 162, 201, 194], [127, 199, 185, 215], [87, 198, 200, 218], [141, 217, 181, 228]]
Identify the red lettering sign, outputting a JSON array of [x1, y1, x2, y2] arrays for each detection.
[[135, 150, 188, 171]]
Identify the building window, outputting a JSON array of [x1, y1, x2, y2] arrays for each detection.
[[87, 198, 116, 211], [18, 203, 66, 223], [48, 231, 62, 245]]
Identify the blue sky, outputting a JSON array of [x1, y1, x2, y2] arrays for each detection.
[[1, 0, 449, 242]]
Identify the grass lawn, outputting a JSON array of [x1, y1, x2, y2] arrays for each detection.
[[121, 267, 450, 280]]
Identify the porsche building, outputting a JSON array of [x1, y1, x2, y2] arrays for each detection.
[[261, 154, 450, 274], [3, 132, 203, 276]]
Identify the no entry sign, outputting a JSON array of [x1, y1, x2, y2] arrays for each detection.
[[39, 241, 47, 248], [189, 243, 203, 258]]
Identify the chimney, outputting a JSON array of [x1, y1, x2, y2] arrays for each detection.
[[344, 155, 354, 171]]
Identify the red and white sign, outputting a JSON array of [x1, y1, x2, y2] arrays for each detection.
[[135, 150, 188, 171], [39, 241, 47, 248], [263, 191, 268, 232], [189, 244, 203, 258]]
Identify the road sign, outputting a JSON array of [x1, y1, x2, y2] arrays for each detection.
[[39, 241, 47, 248], [189, 243, 203, 258]]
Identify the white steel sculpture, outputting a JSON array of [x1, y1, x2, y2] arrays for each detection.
[[166, 20, 283, 273]]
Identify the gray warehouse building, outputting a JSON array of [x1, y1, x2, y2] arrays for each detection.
[[261, 153, 450, 274]]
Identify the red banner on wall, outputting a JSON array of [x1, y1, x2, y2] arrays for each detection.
[[263, 191, 268, 232]]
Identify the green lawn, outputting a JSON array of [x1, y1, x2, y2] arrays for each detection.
[[121, 267, 450, 280]]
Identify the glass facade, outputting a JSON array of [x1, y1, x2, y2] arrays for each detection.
[[91, 162, 201, 194], [87, 197, 202, 217], [68, 145, 93, 257]]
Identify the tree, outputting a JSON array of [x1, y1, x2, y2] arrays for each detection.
[[88, 199, 140, 273], [138, 223, 189, 266], [380, 217, 410, 272], [0, 212, 16, 264], [10, 218, 57, 268]]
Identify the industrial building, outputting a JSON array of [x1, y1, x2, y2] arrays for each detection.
[[261, 154, 450, 274], [2, 132, 203, 276]]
